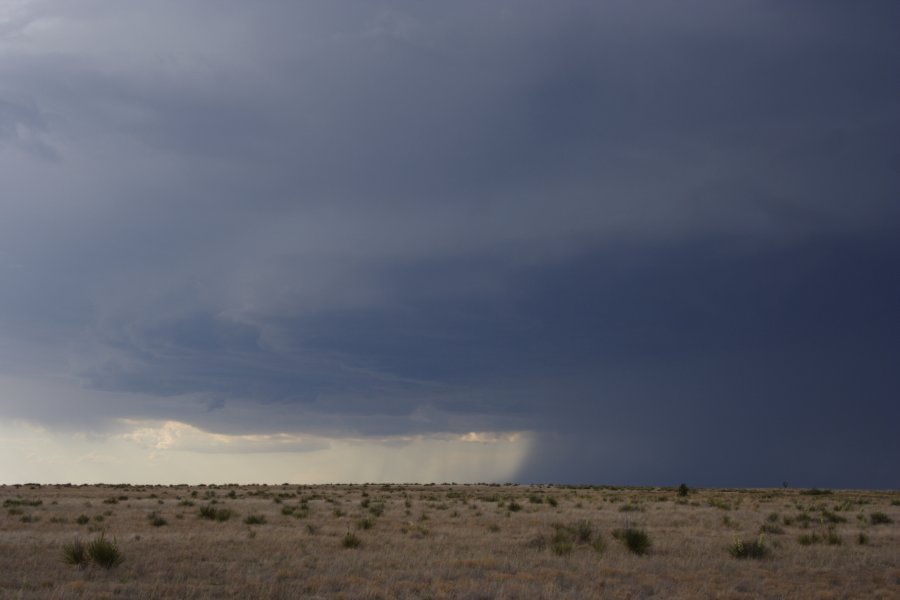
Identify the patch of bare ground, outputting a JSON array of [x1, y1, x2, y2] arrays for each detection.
[[0, 484, 898, 598]]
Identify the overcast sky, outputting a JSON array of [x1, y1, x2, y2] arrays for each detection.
[[1, 1, 898, 487]]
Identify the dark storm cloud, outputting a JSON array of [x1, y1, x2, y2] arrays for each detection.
[[1, 1, 898, 485]]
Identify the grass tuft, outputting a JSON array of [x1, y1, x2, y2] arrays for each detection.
[[870, 512, 893, 525], [199, 504, 233, 522], [729, 535, 768, 559], [84, 534, 124, 569], [612, 527, 651, 556], [62, 539, 88, 568]]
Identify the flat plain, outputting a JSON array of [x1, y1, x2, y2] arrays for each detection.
[[0, 483, 897, 599]]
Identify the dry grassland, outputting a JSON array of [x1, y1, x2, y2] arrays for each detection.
[[0, 483, 898, 599]]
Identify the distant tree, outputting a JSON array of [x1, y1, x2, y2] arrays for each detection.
[[678, 483, 689, 497]]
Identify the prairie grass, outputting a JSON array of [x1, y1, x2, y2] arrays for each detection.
[[0, 484, 897, 599]]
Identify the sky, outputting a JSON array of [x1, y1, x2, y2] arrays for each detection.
[[1, 0, 898, 488]]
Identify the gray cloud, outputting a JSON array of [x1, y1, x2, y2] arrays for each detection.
[[1, 1, 898, 486]]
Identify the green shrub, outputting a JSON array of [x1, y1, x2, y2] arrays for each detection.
[[759, 523, 784, 535], [821, 510, 846, 524], [62, 539, 88, 568], [507, 501, 522, 512], [541, 521, 601, 556], [797, 532, 822, 546], [357, 517, 374, 530], [613, 527, 651, 556], [729, 535, 768, 559], [678, 483, 689, 497], [199, 504, 232, 522], [857, 533, 869, 545], [870, 512, 893, 525], [147, 512, 167, 527], [547, 497, 558, 507], [800, 488, 832, 496], [574, 520, 593, 543], [551, 536, 574, 556], [707, 497, 731, 511], [3, 499, 42, 507], [244, 514, 266, 525], [342, 531, 362, 548], [87, 534, 123, 569], [75, 514, 90, 525]]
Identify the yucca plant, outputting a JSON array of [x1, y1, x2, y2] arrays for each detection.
[[729, 534, 768, 559], [62, 539, 88, 568], [87, 534, 124, 569], [613, 527, 651, 556]]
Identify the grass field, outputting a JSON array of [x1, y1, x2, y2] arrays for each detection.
[[0, 483, 897, 599]]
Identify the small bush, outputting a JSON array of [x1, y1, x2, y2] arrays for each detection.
[[759, 523, 784, 535], [707, 498, 731, 511], [199, 505, 232, 522], [798, 532, 822, 546], [870, 512, 893, 525], [857, 533, 869, 545], [147, 512, 167, 527], [678, 483, 689, 497], [244, 515, 266, 525], [729, 535, 768, 559], [613, 527, 651, 556], [342, 531, 362, 548], [87, 534, 124, 569], [507, 501, 522, 512], [574, 520, 593, 543], [821, 510, 847, 524], [76, 514, 90, 525], [551, 536, 574, 556], [62, 539, 88, 568], [357, 517, 374, 530], [4, 499, 42, 507], [800, 488, 832, 496], [547, 497, 558, 507]]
